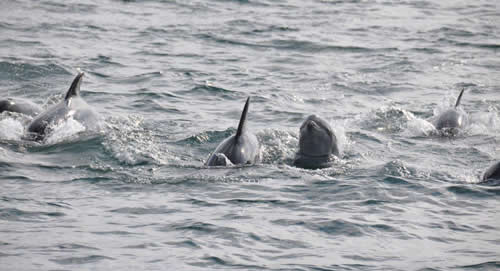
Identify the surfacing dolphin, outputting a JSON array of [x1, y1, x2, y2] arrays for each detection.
[[27, 72, 99, 141], [434, 88, 466, 132], [482, 161, 500, 184], [205, 97, 260, 166], [293, 115, 339, 169], [0, 98, 42, 117]]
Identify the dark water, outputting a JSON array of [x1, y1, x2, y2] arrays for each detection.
[[1, 0, 500, 270]]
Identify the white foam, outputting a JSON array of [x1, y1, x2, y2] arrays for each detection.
[[0, 118, 25, 140]]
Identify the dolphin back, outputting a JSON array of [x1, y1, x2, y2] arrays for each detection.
[[205, 97, 260, 166], [27, 103, 68, 139], [435, 109, 463, 130], [205, 133, 260, 166], [27, 72, 99, 141], [434, 89, 467, 131]]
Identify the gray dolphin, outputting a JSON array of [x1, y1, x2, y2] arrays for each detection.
[[27, 72, 99, 141], [293, 115, 339, 169], [0, 98, 42, 117], [434, 88, 466, 131], [205, 97, 260, 166], [482, 161, 500, 183]]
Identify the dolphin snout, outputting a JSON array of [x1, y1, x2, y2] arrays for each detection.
[[306, 120, 319, 131]]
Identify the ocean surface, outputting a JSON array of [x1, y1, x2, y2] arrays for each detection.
[[1, 0, 499, 270]]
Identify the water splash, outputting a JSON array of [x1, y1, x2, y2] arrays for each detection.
[[401, 111, 436, 137], [44, 117, 86, 144], [101, 115, 166, 166], [331, 119, 349, 155], [466, 111, 500, 136], [362, 105, 433, 137], [362, 106, 411, 133], [258, 129, 297, 165]]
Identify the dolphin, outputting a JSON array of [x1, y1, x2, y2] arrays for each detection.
[[27, 72, 99, 141], [205, 97, 260, 166], [434, 88, 466, 131], [0, 98, 42, 117], [482, 161, 500, 184], [293, 115, 339, 169]]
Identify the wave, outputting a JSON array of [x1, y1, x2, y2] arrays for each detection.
[[196, 33, 394, 53], [0, 61, 70, 82]]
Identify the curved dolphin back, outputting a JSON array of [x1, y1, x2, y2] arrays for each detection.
[[0, 99, 42, 117], [64, 72, 85, 103], [483, 161, 500, 182], [454, 88, 465, 108], [236, 97, 250, 139]]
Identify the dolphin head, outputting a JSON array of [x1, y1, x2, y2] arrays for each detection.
[[298, 115, 338, 157], [0, 99, 15, 112]]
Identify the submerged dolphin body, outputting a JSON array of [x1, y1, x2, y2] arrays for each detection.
[[482, 161, 500, 184], [0, 98, 42, 117], [205, 97, 260, 166], [27, 72, 99, 141], [434, 88, 466, 131], [293, 115, 339, 169]]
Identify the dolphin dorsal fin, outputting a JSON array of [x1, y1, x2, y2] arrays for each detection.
[[235, 97, 251, 140], [454, 88, 465, 108], [64, 72, 85, 105]]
